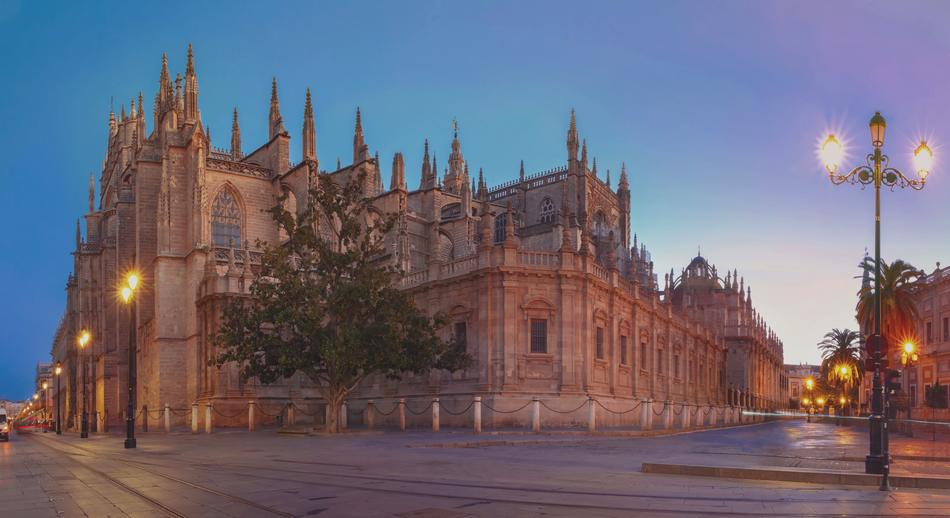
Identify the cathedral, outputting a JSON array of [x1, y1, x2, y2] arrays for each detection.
[[50, 46, 785, 431]]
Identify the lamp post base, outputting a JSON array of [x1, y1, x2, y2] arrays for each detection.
[[124, 438, 136, 449], [80, 413, 88, 439], [865, 454, 884, 474]]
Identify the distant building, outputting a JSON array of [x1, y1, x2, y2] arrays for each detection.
[[785, 363, 820, 409], [50, 45, 787, 430]]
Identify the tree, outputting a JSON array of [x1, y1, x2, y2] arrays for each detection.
[[214, 172, 470, 432], [818, 328, 864, 401], [856, 258, 922, 350]]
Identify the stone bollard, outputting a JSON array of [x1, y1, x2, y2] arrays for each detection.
[[641, 398, 653, 431], [473, 396, 482, 434], [191, 402, 199, 434], [663, 400, 673, 430], [142, 405, 148, 433], [432, 398, 440, 432], [205, 402, 213, 434], [288, 403, 296, 426], [399, 398, 406, 431], [532, 397, 541, 433], [366, 401, 375, 430], [164, 404, 171, 433], [97, 412, 104, 434], [587, 396, 596, 432], [341, 401, 348, 430], [682, 404, 691, 429], [248, 401, 256, 432]]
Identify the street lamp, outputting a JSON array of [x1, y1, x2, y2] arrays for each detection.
[[78, 329, 91, 438], [900, 341, 919, 437], [55, 362, 62, 435], [41, 381, 49, 433], [804, 377, 815, 422], [820, 112, 933, 489], [120, 270, 140, 449]]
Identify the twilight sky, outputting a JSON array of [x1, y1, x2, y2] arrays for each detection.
[[1, 0, 948, 399]]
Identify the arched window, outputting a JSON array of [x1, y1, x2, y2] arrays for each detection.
[[211, 189, 241, 247], [494, 213, 507, 243], [539, 197, 555, 224]]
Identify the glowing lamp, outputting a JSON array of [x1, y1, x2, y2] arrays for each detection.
[[805, 378, 814, 390], [839, 366, 848, 376], [55, 363, 62, 376], [869, 111, 886, 148], [33, 393, 38, 400], [121, 286, 133, 303], [821, 134, 845, 173], [903, 342, 915, 354], [914, 141, 933, 179], [802, 397, 810, 405], [78, 330, 91, 348], [42, 381, 48, 390], [127, 272, 140, 291]]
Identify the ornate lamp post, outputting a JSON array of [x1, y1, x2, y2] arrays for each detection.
[[55, 362, 63, 435], [120, 270, 140, 449], [78, 330, 91, 438], [900, 341, 919, 437], [41, 381, 49, 432], [820, 112, 933, 490]]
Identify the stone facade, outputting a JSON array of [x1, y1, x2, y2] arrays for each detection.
[[50, 46, 785, 430], [785, 364, 820, 409]]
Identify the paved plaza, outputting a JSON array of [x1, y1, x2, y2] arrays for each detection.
[[1, 419, 949, 517]]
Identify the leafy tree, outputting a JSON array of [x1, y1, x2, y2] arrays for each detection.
[[214, 172, 469, 432], [818, 328, 864, 397], [856, 258, 922, 350]]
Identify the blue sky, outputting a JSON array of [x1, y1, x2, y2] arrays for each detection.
[[2, 1, 949, 399]]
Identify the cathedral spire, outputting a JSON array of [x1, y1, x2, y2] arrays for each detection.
[[445, 118, 464, 193], [581, 139, 588, 169], [592, 157, 597, 177], [75, 218, 81, 248], [302, 88, 316, 161], [353, 107, 367, 163], [268, 77, 284, 139], [390, 152, 406, 191], [183, 43, 199, 122], [88, 175, 95, 213], [231, 108, 241, 160], [519, 160, 525, 181], [420, 138, 433, 189], [567, 109, 579, 162], [619, 162, 629, 190], [605, 168, 611, 188]]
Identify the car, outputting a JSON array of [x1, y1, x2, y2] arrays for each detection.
[[0, 408, 8, 441]]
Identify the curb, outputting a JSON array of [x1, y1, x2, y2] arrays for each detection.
[[640, 462, 950, 489]]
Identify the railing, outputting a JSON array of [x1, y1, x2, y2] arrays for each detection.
[[487, 166, 568, 201], [591, 263, 608, 281], [212, 246, 263, 266], [440, 255, 478, 277], [401, 269, 429, 288], [519, 251, 559, 268]]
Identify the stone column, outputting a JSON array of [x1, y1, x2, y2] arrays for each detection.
[[142, 405, 148, 433], [398, 398, 406, 432], [587, 396, 596, 432], [248, 401, 256, 432], [288, 403, 296, 426], [191, 402, 198, 434], [663, 400, 673, 429], [164, 404, 170, 433], [681, 403, 691, 429], [366, 401, 375, 430], [473, 396, 482, 434], [532, 397, 541, 433], [432, 398, 440, 432], [341, 401, 348, 430], [205, 401, 213, 434]]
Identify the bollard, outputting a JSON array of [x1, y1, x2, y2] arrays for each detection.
[[288, 403, 296, 426], [205, 402, 213, 434], [432, 398, 440, 432], [682, 404, 691, 429], [142, 405, 148, 433], [248, 401, 256, 432], [532, 397, 541, 433], [663, 400, 673, 430], [587, 396, 596, 432], [164, 403, 171, 433], [367, 401, 375, 430], [191, 402, 199, 433], [341, 401, 348, 430], [641, 398, 653, 431], [473, 396, 482, 434], [97, 412, 104, 434], [399, 398, 406, 431]]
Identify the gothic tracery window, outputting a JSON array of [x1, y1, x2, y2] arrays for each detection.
[[211, 189, 241, 247], [539, 197, 555, 224], [594, 210, 607, 237], [494, 213, 507, 243]]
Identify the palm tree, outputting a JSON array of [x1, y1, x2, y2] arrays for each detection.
[[818, 328, 864, 397], [856, 258, 922, 348]]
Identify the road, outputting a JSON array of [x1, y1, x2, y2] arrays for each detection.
[[1, 420, 948, 517]]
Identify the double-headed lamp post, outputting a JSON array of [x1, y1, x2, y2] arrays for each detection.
[[121, 271, 140, 449], [78, 329, 91, 438], [55, 362, 63, 435], [901, 341, 919, 436], [820, 111, 933, 489]]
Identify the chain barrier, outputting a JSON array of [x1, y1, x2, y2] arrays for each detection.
[[482, 400, 533, 414], [256, 404, 286, 418], [212, 405, 247, 419], [651, 403, 666, 416], [439, 400, 475, 416], [594, 399, 642, 415], [373, 402, 399, 416], [702, 406, 713, 417], [405, 400, 434, 416], [672, 404, 685, 416], [168, 407, 190, 417], [539, 400, 588, 414], [290, 402, 317, 417]]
